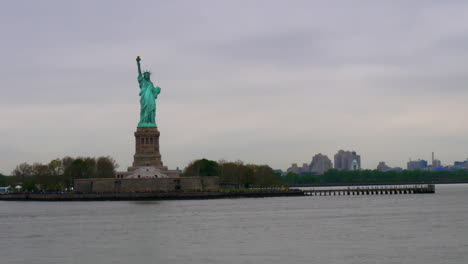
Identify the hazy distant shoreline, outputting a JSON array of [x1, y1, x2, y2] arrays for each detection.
[[286, 180, 468, 187]]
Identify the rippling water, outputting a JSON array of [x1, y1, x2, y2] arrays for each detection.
[[1, 184, 467, 264]]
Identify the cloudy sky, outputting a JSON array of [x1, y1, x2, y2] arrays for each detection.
[[1, 0, 467, 174]]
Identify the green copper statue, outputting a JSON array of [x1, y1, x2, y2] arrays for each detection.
[[136, 56, 161, 127]]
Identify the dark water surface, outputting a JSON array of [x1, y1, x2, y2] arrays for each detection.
[[1, 184, 467, 264]]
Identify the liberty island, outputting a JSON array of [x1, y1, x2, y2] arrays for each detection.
[[71, 56, 218, 192]]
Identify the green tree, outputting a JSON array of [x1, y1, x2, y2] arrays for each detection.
[[62, 156, 74, 171], [9, 155, 120, 190], [217, 161, 281, 187], [48, 159, 64, 176], [218, 161, 245, 185], [12, 162, 33, 183], [22, 180, 38, 192], [0, 173, 8, 187], [248, 164, 281, 186], [282, 172, 319, 185], [183, 159, 219, 176], [96, 156, 118, 178], [63, 158, 95, 187]]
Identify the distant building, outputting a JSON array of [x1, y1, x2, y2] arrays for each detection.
[[309, 153, 332, 175], [286, 163, 312, 174], [300, 163, 310, 173], [377, 162, 391, 172], [453, 160, 468, 170], [407, 160, 428, 170], [377, 162, 403, 172], [287, 154, 332, 175], [286, 163, 301, 174], [334, 150, 361, 170], [286, 163, 310, 174], [454, 161, 466, 167], [432, 159, 442, 169], [430, 152, 442, 170]]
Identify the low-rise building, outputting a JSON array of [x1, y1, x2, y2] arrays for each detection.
[[453, 160, 468, 170], [407, 160, 428, 170], [377, 162, 391, 172], [377, 162, 403, 172], [309, 154, 333, 175], [334, 150, 361, 170], [0, 186, 10, 194], [286, 163, 301, 174]]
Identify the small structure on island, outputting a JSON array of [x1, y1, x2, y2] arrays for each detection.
[[0, 186, 11, 194], [75, 56, 218, 193]]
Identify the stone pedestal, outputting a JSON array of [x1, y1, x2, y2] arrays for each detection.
[[127, 127, 168, 172]]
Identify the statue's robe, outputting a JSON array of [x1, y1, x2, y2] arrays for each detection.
[[138, 75, 161, 127]]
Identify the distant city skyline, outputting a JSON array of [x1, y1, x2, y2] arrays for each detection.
[[1, 1, 468, 175], [286, 150, 467, 173]]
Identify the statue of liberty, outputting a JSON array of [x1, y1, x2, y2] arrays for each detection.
[[136, 56, 161, 127]]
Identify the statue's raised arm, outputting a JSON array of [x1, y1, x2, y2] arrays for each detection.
[[136, 56, 142, 76]]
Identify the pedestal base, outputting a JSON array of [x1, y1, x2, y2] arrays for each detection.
[[130, 127, 166, 171], [115, 127, 179, 178]]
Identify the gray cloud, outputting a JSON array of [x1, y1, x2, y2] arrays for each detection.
[[1, 0, 467, 174]]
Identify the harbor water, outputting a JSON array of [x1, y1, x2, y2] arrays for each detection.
[[0, 184, 467, 264]]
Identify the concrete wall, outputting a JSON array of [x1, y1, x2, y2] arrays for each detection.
[[74, 176, 219, 193]]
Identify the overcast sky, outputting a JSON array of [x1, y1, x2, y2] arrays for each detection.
[[1, 0, 467, 174]]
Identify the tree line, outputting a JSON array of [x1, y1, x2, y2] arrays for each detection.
[[3, 157, 468, 190], [0, 173, 7, 187], [2, 156, 118, 191], [183, 159, 282, 187], [184, 159, 468, 186], [281, 169, 468, 185]]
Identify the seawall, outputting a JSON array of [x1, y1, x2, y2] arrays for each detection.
[[0, 190, 305, 201]]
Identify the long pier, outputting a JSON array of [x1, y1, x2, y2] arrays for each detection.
[[303, 184, 435, 196], [0, 185, 435, 201]]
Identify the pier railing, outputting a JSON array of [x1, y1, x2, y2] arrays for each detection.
[[302, 184, 435, 196]]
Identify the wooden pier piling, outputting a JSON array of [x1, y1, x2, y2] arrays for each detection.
[[303, 184, 435, 196]]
